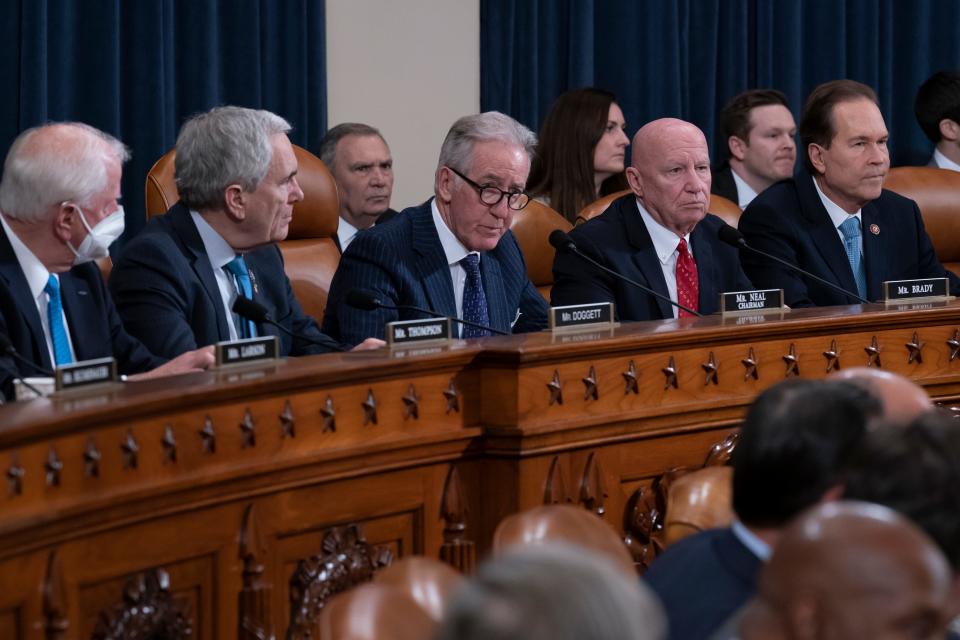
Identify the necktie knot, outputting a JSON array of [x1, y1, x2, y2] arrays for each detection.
[[225, 255, 249, 278], [839, 216, 861, 241], [676, 237, 691, 257], [44, 274, 60, 296], [460, 253, 481, 277]]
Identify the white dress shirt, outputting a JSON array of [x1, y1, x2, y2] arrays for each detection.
[[730, 519, 772, 561], [812, 177, 863, 250], [933, 148, 960, 172], [431, 199, 479, 336], [190, 210, 243, 340], [730, 169, 759, 208], [635, 199, 692, 319], [1, 214, 76, 366], [337, 216, 360, 252]]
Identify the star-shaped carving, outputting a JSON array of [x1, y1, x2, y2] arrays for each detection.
[[823, 339, 841, 373], [279, 400, 295, 438], [742, 347, 759, 381], [547, 370, 563, 405], [45, 447, 62, 487], [622, 360, 639, 395], [239, 409, 256, 448], [948, 329, 960, 362], [121, 431, 139, 470], [362, 389, 378, 426], [662, 356, 678, 390], [702, 352, 719, 386], [6, 457, 24, 496], [199, 416, 216, 454], [162, 425, 177, 463], [865, 336, 882, 367], [443, 379, 460, 414], [906, 332, 924, 364], [402, 384, 420, 420], [320, 396, 336, 433], [783, 343, 800, 377], [582, 366, 599, 400], [84, 438, 101, 478]]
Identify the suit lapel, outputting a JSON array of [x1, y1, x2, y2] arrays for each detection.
[[170, 205, 231, 340], [622, 201, 674, 319], [412, 203, 457, 318], [479, 253, 508, 331], [59, 271, 96, 361], [691, 222, 717, 312], [797, 175, 860, 296], [861, 202, 883, 301], [0, 226, 52, 369]]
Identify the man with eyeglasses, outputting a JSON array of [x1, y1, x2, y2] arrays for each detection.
[[552, 118, 752, 321], [323, 111, 549, 345]]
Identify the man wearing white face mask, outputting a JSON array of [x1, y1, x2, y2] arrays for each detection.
[[0, 122, 214, 400]]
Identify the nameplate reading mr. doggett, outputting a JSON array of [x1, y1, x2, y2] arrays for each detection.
[[215, 336, 279, 367], [720, 289, 784, 316], [387, 318, 452, 346], [55, 357, 117, 391], [549, 302, 615, 331], [883, 278, 949, 302]]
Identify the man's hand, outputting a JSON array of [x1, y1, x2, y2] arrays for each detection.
[[127, 346, 215, 381], [351, 338, 386, 351]]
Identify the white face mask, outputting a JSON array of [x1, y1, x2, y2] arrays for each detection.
[[67, 205, 125, 265]]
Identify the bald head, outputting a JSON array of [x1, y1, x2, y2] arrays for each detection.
[[743, 501, 952, 640], [625, 118, 711, 236], [831, 367, 932, 424]]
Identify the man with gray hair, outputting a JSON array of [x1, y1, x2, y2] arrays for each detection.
[[322, 111, 549, 344], [0, 122, 213, 399], [110, 106, 381, 357], [317, 122, 397, 252]]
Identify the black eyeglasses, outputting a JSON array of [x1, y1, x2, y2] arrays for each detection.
[[447, 167, 530, 210]]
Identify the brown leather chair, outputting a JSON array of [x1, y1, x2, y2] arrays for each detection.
[[143, 145, 341, 320], [510, 200, 572, 300], [493, 504, 636, 578], [373, 556, 464, 622], [576, 190, 742, 228], [662, 466, 734, 546], [319, 582, 435, 640], [883, 167, 960, 273]]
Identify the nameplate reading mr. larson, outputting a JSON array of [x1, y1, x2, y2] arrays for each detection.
[[549, 302, 615, 331], [55, 357, 117, 391], [215, 336, 279, 367], [719, 289, 785, 316], [387, 318, 452, 346], [883, 278, 949, 302]]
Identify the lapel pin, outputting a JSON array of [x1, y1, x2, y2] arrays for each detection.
[[869, 224, 880, 236]]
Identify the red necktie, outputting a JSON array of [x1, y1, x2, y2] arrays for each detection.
[[675, 238, 699, 317]]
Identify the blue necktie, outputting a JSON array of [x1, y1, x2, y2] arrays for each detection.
[[225, 255, 257, 339], [839, 217, 867, 299], [460, 254, 490, 338], [44, 275, 73, 366]]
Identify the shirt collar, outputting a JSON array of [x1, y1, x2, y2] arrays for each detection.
[[337, 215, 359, 251], [431, 198, 477, 266], [0, 213, 51, 301], [730, 168, 759, 208], [730, 520, 772, 561], [635, 198, 692, 265], [934, 148, 960, 172], [812, 175, 862, 228], [190, 210, 238, 267]]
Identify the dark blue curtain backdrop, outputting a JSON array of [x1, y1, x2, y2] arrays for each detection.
[[0, 0, 326, 246], [481, 0, 960, 168]]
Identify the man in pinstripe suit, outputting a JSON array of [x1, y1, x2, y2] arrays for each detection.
[[322, 112, 549, 345]]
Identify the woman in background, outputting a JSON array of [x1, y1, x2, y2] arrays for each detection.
[[527, 87, 630, 223]]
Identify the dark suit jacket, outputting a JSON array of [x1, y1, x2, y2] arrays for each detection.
[[0, 226, 162, 399], [711, 165, 739, 204], [332, 208, 402, 253], [738, 172, 960, 308], [109, 203, 338, 359], [322, 200, 548, 345], [644, 527, 763, 640], [551, 194, 753, 321]]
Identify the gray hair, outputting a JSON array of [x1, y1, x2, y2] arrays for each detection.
[[437, 111, 537, 175], [317, 122, 387, 169], [0, 122, 129, 222], [435, 544, 666, 640], [175, 106, 292, 211]]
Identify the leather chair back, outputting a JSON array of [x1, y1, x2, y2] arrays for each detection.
[[883, 167, 960, 273], [319, 583, 435, 640], [374, 556, 464, 622], [493, 504, 636, 578], [663, 466, 733, 546], [144, 145, 340, 320], [510, 200, 573, 300], [576, 190, 742, 228]]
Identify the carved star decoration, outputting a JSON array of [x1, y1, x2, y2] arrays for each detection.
[[582, 365, 598, 400], [905, 332, 924, 364], [823, 339, 841, 372], [702, 352, 719, 386], [199, 416, 216, 454], [279, 400, 296, 438], [121, 431, 139, 470], [320, 396, 336, 432], [547, 370, 563, 405], [402, 384, 420, 420], [239, 410, 256, 448], [161, 425, 177, 463], [662, 356, 678, 390], [362, 389, 378, 426], [865, 336, 882, 367], [783, 343, 800, 377], [622, 360, 639, 395], [443, 379, 460, 414], [948, 329, 960, 362], [742, 347, 759, 381], [45, 447, 63, 487], [7, 457, 24, 496], [84, 438, 101, 478]]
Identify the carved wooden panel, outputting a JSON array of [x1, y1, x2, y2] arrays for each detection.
[[239, 503, 273, 640], [90, 568, 191, 640], [439, 465, 475, 573], [0, 608, 21, 640]]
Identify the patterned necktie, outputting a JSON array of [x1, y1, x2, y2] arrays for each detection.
[[675, 238, 699, 317], [459, 254, 490, 338], [839, 216, 867, 299], [44, 274, 73, 365], [225, 255, 257, 339]]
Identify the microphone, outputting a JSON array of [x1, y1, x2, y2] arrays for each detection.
[[716, 224, 870, 305], [0, 333, 51, 398], [344, 289, 509, 336], [548, 230, 703, 318], [231, 298, 349, 352]]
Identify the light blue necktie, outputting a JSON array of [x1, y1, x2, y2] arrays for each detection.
[[839, 216, 867, 299], [224, 255, 257, 339], [44, 275, 73, 366], [460, 254, 490, 338]]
